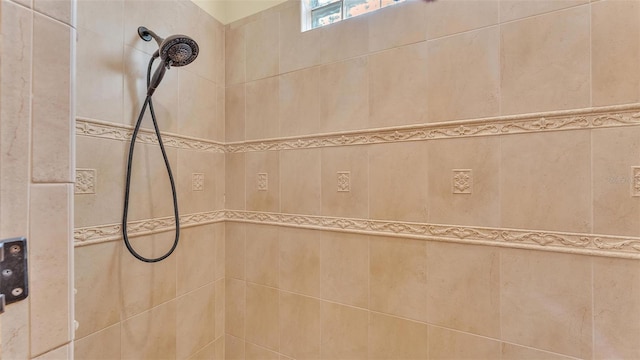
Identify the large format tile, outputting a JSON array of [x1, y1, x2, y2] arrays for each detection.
[[280, 149, 322, 215], [279, 227, 321, 297], [74, 324, 121, 360], [321, 232, 369, 308], [426, 0, 499, 40], [245, 151, 280, 212], [225, 25, 245, 86], [321, 145, 369, 219], [369, 141, 429, 222], [592, 127, 640, 236], [593, 258, 640, 359], [246, 342, 279, 360], [318, 10, 368, 65], [426, 241, 500, 338], [76, 27, 124, 124], [501, 343, 576, 360], [32, 13, 73, 183], [245, 224, 279, 287], [368, 0, 427, 52], [500, 131, 591, 233], [279, 292, 321, 359], [74, 241, 121, 339], [226, 335, 245, 360], [225, 84, 246, 143], [279, 67, 320, 137], [591, 0, 640, 106], [500, 6, 590, 115], [120, 232, 177, 319], [370, 236, 427, 322], [500, 0, 589, 22], [320, 302, 368, 359], [428, 326, 501, 359], [427, 136, 501, 227], [245, 283, 279, 351], [177, 284, 216, 360], [75, 136, 126, 228], [177, 150, 223, 214], [29, 184, 72, 356], [225, 222, 246, 280], [178, 70, 218, 140], [245, 12, 279, 81], [369, 43, 428, 128], [121, 300, 177, 359], [369, 312, 428, 359], [427, 27, 500, 122], [245, 77, 279, 140], [279, 1, 321, 73], [126, 142, 178, 221], [0, 0, 31, 239], [225, 278, 246, 339], [225, 152, 246, 210], [34, 0, 72, 25], [501, 249, 593, 359], [176, 225, 217, 295], [318, 57, 369, 133]]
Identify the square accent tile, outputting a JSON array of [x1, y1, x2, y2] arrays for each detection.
[[452, 169, 472, 194], [192, 173, 205, 191], [258, 173, 268, 191], [632, 167, 640, 197], [75, 169, 96, 194], [337, 171, 351, 192]]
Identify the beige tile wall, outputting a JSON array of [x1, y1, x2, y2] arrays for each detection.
[[1, 0, 75, 358], [74, 0, 225, 359], [223, 0, 640, 359]]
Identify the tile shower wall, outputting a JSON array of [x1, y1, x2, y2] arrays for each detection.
[[73, 0, 225, 358], [0, 0, 75, 358], [224, 0, 640, 359]]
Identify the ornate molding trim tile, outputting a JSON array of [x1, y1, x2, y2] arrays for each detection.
[[452, 169, 472, 194], [337, 171, 350, 192], [192, 173, 205, 191], [75, 208, 640, 258], [74, 210, 225, 246], [225, 104, 640, 153], [75, 169, 96, 194], [257, 173, 268, 191], [633, 167, 640, 197], [76, 118, 225, 153], [224, 210, 640, 259]]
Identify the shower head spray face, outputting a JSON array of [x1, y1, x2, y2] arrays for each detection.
[[137, 26, 200, 95], [160, 35, 199, 67]]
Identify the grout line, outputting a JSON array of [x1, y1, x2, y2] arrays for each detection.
[[591, 257, 596, 359]]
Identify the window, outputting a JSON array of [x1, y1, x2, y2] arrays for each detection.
[[302, 0, 406, 31]]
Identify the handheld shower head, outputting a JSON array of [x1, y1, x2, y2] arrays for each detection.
[[137, 26, 200, 96], [159, 35, 199, 67]]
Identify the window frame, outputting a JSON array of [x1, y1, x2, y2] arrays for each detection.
[[302, 0, 405, 31]]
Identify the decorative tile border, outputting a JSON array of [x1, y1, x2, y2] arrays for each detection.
[[76, 118, 226, 153], [225, 104, 640, 152], [74, 210, 225, 247], [78, 105, 640, 154], [224, 210, 640, 259], [76, 209, 640, 259]]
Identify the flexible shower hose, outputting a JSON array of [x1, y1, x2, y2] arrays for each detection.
[[122, 56, 180, 263]]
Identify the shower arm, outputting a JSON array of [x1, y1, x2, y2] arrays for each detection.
[[138, 26, 164, 49]]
